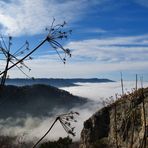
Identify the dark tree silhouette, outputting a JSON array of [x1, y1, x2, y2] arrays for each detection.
[[39, 136, 72, 148]]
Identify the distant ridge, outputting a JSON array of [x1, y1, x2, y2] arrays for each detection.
[[67, 78, 114, 83], [5, 78, 114, 87]]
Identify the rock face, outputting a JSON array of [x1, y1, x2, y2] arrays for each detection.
[[80, 88, 148, 148]]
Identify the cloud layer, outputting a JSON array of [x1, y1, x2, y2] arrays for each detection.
[[0, 0, 87, 36], [4, 34, 147, 79], [0, 34, 146, 79], [66, 34, 148, 63], [0, 0, 106, 36], [0, 0, 148, 36]]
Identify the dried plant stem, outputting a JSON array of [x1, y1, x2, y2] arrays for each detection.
[[0, 39, 47, 77], [129, 74, 138, 148], [114, 97, 118, 148], [130, 103, 135, 148], [141, 88, 146, 148], [120, 72, 124, 95], [1, 53, 10, 86], [32, 111, 78, 148], [0, 20, 72, 86], [136, 74, 138, 92], [139, 77, 146, 148], [32, 117, 59, 148]]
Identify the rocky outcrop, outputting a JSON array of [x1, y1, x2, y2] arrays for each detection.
[[80, 88, 148, 148]]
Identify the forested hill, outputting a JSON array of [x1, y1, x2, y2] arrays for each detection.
[[0, 84, 88, 118]]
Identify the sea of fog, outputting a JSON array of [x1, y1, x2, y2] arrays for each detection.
[[61, 81, 148, 101], [0, 81, 148, 143]]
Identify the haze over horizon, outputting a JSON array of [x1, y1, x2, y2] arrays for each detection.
[[0, 0, 148, 81]]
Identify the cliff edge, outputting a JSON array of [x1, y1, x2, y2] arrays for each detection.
[[80, 87, 148, 148]]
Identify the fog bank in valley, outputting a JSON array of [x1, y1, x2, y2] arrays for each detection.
[[61, 81, 148, 101], [0, 81, 147, 143]]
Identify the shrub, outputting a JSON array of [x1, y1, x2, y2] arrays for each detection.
[[39, 136, 72, 148]]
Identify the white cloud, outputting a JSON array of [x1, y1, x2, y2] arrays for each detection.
[[0, 0, 107, 36], [0, 0, 147, 37], [6, 56, 148, 78], [0, 0, 85, 36], [0, 34, 148, 79], [66, 35, 148, 63]]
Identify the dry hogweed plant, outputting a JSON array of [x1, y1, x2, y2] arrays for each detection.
[[0, 35, 31, 86], [0, 18, 72, 86], [32, 111, 79, 148]]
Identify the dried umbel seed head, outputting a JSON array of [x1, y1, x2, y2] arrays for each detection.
[[58, 111, 80, 137], [45, 19, 72, 64]]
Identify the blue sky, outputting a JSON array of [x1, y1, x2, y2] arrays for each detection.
[[0, 0, 148, 81]]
